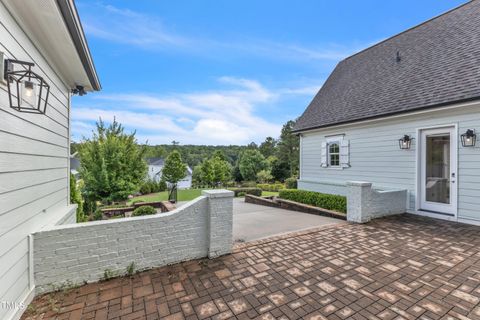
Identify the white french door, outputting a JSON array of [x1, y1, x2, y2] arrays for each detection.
[[419, 127, 457, 216]]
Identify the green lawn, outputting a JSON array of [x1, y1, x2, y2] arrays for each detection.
[[128, 189, 279, 205], [261, 191, 279, 197], [128, 189, 203, 204]]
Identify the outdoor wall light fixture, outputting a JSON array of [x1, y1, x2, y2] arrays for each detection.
[[72, 85, 87, 96], [461, 129, 476, 147], [399, 135, 413, 150], [3, 59, 50, 114]]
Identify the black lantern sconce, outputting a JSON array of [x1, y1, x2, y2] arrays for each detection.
[[3, 59, 50, 114], [399, 135, 413, 150], [461, 129, 476, 147]]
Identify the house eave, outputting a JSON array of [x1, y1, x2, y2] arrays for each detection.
[[293, 96, 480, 134], [56, 0, 101, 91], [1, 0, 101, 91]]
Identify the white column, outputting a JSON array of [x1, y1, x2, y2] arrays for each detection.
[[202, 190, 234, 258]]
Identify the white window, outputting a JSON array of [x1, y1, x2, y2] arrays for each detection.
[[321, 135, 350, 169], [328, 142, 340, 167]]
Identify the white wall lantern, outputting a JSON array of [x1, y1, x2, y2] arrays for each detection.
[[3, 59, 50, 114], [461, 129, 476, 147], [399, 135, 413, 150]]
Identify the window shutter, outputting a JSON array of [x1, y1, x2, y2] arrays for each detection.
[[321, 142, 328, 168], [340, 140, 350, 168]]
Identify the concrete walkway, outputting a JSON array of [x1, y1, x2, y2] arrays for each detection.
[[233, 198, 342, 242]]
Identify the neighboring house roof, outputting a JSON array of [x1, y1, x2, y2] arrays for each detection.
[[294, 0, 480, 132], [146, 158, 165, 166], [2, 0, 101, 91]]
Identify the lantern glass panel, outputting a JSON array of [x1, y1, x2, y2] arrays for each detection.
[[399, 136, 412, 150], [21, 80, 36, 107], [461, 130, 476, 147]]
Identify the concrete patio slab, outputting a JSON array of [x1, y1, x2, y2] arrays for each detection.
[[233, 198, 343, 242]]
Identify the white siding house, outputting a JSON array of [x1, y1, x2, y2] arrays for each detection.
[[295, 1, 480, 225], [0, 1, 100, 319], [146, 157, 193, 189]]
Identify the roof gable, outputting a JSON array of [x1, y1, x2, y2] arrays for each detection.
[[295, 0, 480, 132], [146, 158, 165, 166]]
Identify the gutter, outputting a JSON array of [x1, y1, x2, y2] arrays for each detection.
[[56, 0, 101, 91], [292, 96, 480, 134]]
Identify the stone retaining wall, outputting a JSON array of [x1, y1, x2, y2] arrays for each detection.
[[245, 195, 346, 220], [33, 190, 233, 293]]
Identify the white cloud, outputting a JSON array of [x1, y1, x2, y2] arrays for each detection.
[[80, 3, 188, 49], [72, 77, 314, 145], [79, 3, 364, 62]]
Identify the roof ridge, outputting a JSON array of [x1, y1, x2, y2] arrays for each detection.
[[342, 0, 474, 62]]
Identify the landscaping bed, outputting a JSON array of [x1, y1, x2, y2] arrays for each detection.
[[100, 200, 175, 219], [245, 192, 346, 220]]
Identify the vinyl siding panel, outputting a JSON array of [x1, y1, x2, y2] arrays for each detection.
[[0, 168, 67, 194], [0, 2, 74, 319], [300, 103, 480, 222]]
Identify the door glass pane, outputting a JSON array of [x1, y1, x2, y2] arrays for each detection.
[[425, 134, 450, 204]]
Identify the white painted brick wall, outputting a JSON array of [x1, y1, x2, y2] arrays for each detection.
[[33, 190, 233, 293], [347, 181, 407, 223]]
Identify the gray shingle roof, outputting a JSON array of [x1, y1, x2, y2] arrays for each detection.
[[294, 0, 480, 132], [146, 158, 165, 166]]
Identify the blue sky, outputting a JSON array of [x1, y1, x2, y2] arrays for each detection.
[[72, 0, 466, 145]]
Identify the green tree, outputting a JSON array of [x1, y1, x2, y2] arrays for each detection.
[[200, 159, 214, 186], [256, 169, 273, 183], [70, 173, 86, 222], [193, 151, 231, 187], [79, 119, 147, 203], [192, 164, 203, 187], [259, 137, 277, 158], [269, 156, 290, 181], [211, 152, 231, 186], [232, 161, 243, 182], [161, 150, 187, 186], [239, 149, 268, 181], [277, 120, 300, 177]]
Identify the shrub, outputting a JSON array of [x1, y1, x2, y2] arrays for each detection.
[[256, 170, 273, 183], [279, 189, 347, 213], [285, 177, 298, 189], [93, 209, 103, 221], [140, 180, 167, 195], [84, 198, 97, 216], [240, 181, 257, 188], [132, 205, 157, 217], [139, 182, 152, 195], [257, 183, 285, 192], [157, 180, 167, 192], [228, 187, 262, 197]]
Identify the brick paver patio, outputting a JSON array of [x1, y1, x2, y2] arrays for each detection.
[[24, 214, 480, 320]]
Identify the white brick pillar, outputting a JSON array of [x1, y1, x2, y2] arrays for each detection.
[[346, 181, 372, 223], [202, 189, 234, 258]]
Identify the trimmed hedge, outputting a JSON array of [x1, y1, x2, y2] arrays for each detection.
[[228, 187, 262, 197], [285, 177, 298, 189], [257, 183, 285, 192], [279, 189, 346, 213], [132, 205, 157, 217]]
